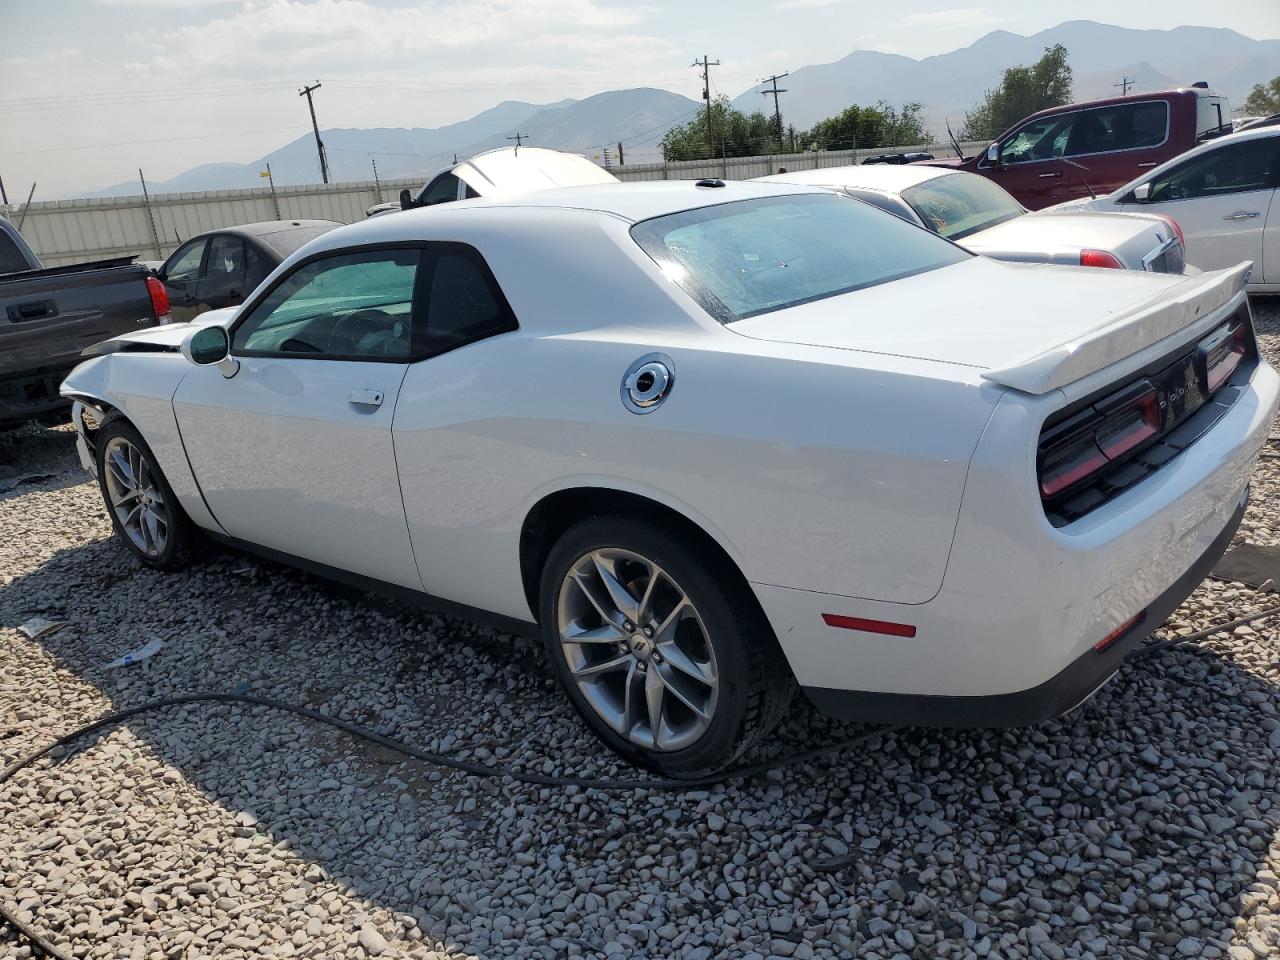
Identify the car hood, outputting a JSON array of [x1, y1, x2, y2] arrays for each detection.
[[80, 306, 237, 356], [962, 210, 1170, 261], [729, 256, 1250, 393]]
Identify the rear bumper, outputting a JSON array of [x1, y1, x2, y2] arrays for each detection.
[[800, 488, 1245, 727], [0, 364, 74, 425]]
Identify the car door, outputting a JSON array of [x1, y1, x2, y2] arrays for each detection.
[[1123, 135, 1280, 277], [195, 234, 248, 314], [1062, 100, 1172, 200], [984, 112, 1075, 210], [172, 246, 425, 590], [160, 238, 208, 322]]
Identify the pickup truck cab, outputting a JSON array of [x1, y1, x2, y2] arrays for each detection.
[[925, 85, 1232, 210], [0, 217, 170, 426]]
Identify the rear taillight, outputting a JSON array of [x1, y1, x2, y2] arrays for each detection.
[[1202, 323, 1247, 392], [1079, 249, 1125, 269], [1152, 213, 1185, 252], [1039, 382, 1160, 499], [145, 276, 171, 323]]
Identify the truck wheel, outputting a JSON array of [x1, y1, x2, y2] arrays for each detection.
[[539, 514, 793, 777], [95, 418, 197, 570]]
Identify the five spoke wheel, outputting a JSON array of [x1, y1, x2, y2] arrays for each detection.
[[102, 436, 169, 558], [556, 548, 719, 752]]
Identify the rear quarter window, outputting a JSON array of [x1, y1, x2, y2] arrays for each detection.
[[631, 193, 970, 322]]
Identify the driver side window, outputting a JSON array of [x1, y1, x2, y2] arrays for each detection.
[[1000, 115, 1074, 165], [165, 239, 207, 282], [232, 249, 420, 360]]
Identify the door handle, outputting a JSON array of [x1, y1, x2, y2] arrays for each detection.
[[348, 388, 384, 409], [1037, 172, 1061, 179], [1223, 211, 1261, 221], [1137, 161, 1158, 168]]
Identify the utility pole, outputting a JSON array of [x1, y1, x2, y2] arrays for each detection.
[[507, 132, 528, 152], [136, 170, 160, 258], [617, 141, 624, 166], [0, 173, 7, 206], [692, 55, 720, 157], [299, 82, 329, 184], [371, 158, 382, 203], [601, 147, 613, 171], [759, 71, 789, 144], [1114, 76, 1134, 96]]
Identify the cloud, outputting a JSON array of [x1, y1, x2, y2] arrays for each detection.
[[901, 7, 1006, 30], [776, 0, 842, 9]]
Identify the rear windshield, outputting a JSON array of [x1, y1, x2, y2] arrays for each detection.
[[902, 173, 1024, 241], [631, 193, 969, 323]]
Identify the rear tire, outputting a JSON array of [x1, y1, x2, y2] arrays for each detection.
[[539, 514, 793, 777], [95, 418, 198, 570]]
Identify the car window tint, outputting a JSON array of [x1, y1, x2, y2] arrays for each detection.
[[1148, 137, 1280, 202], [420, 174, 461, 206], [631, 194, 970, 323], [234, 249, 419, 359], [166, 240, 206, 282], [422, 248, 518, 356], [1069, 102, 1168, 156], [0, 232, 30, 273], [206, 236, 245, 281], [1001, 115, 1074, 164], [902, 173, 1025, 240], [245, 243, 268, 281]]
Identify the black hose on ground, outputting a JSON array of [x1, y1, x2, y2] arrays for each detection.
[[0, 691, 900, 959], [9, 603, 1280, 958]]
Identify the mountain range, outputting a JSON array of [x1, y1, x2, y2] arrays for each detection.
[[90, 20, 1279, 198]]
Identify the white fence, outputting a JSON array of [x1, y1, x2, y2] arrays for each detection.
[[2, 142, 983, 267]]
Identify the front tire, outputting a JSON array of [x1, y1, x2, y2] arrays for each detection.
[[539, 514, 792, 777], [95, 418, 197, 570]]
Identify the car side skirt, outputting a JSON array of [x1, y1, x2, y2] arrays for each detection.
[[205, 531, 540, 638], [800, 489, 1246, 729]]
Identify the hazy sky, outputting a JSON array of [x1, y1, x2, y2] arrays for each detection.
[[3, 0, 1278, 198]]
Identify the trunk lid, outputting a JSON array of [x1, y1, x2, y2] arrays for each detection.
[[728, 257, 1251, 394], [963, 211, 1174, 267]]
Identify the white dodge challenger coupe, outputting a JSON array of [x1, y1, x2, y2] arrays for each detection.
[[61, 180, 1277, 775]]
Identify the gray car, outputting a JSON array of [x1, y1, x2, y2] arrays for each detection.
[[758, 165, 1186, 274]]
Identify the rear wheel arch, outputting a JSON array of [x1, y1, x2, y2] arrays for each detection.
[[519, 486, 759, 626]]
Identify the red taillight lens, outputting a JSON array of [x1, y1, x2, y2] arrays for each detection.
[[1039, 383, 1160, 499], [145, 275, 171, 323], [1094, 387, 1160, 460], [1079, 249, 1125, 269], [1040, 432, 1108, 498], [1203, 324, 1247, 393], [1152, 213, 1184, 252]]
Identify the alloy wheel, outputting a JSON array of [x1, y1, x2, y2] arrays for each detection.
[[102, 436, 169, 558], [556, 548, 719, 752]]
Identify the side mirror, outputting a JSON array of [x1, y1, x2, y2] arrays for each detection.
[[181, 325, 239, 378], [399, 189, 414, 211], [1132, 182, 1152, 202], [986, 143, 1001, 164]]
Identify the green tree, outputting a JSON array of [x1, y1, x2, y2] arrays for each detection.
[[801, 101, 930, 151], [660, 96, 785, 161], [962, 44, 1073, 141], [1244, 76, 1280, 115]]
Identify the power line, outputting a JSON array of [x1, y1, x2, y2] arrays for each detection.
[[692, 55, 720, 156], [298, 81, 329, 184]]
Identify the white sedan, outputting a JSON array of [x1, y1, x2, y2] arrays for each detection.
[[759, 164, 1186, 272], [61, 181, 1277, 775], [1053, 125, 1280, 292]]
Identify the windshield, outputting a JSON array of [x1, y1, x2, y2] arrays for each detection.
[[630, 193, 970, 323], [901, 174, 1024, 241]]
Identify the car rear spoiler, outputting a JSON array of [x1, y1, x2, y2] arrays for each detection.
[[981, 263, 1252, 395]]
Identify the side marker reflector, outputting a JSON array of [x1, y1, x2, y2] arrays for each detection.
[[822, 614, 917, 638], [1093, 612, 1143, 653]]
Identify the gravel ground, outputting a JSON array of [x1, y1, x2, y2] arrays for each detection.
[[2, 298, 1280, 960]]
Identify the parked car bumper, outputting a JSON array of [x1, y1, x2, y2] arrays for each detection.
[[754, 356, 1278, 728]]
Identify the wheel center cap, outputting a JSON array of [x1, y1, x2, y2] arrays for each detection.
[[629, 634, 653, 659]]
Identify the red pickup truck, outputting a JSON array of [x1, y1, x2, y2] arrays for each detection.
[[924, 84, 1232, 210]]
